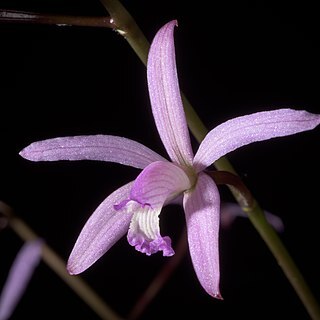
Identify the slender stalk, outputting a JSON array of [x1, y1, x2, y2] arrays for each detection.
[[127, 228, 188, 320], [99, 0, 150, 65], [0, 9, 113, 28], [246, 201, 320, 320], [98, 1, 320, 318], [0, 201, 124, 320]]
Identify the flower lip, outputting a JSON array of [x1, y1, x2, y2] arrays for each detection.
[[127, 229, 175, 257], [121, 200, 175, 256]]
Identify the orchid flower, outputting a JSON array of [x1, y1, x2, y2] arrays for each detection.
[[19, 20, 320, 298]]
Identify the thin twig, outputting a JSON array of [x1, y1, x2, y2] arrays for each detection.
[[0, 9, 114, 28], [127, 227, 188, 320]]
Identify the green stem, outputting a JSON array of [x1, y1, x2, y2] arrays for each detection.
[[99, 0, 149, 65], [245, 201, 320, 320], [99, 1, 320, 318]]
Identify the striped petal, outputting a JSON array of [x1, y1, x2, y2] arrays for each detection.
[[183, 172, 222, 298], [194, 109, 320, 172], [125, 202, 174, 256], [67, 182, 134, 275], [147, 20, 194, 166], [130, 161, 192, 208], [20, 135, 166, 169]]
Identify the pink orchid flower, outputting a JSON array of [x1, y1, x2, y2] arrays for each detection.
[[19, 20, 320, 298]]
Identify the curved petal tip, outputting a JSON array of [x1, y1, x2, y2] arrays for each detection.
[[66, 261, 80, 275], [212, 292, 223, 300]]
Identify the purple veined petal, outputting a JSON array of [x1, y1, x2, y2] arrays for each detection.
[[193, 109, 320, 172], [67, 182, 134, 275], [0, 239, 43, 320], [130, 161, 192, 208], [147, 20, 194, 166], [220, 202, 284, 232], [19, 135, 167, 169], [183, 172, 222, 299]]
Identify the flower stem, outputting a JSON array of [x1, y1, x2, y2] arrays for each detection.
[[245, 201, 320, 320], [98, 0, 150, 65], [98, 1, 320, 318], [0, 201, 124, 320]]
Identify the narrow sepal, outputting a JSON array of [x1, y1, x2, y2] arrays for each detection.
[[147, 20, 194, 166], [67, 182, 133, 274], [20, 135, 166, 169], [194, 109, 320, 172], [183, 173, 222, 298]]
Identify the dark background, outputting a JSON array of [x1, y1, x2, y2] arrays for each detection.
[[0, 1, 319, 319]]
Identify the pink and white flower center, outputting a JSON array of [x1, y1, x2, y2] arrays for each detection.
[[115, 200, 174, 256]]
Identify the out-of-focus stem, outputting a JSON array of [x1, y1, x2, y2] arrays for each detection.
[[127, 228, 188, 320], [0, 201, 124, 320]]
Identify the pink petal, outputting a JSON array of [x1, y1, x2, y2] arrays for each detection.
[[194, 109, 320, 172], [130, 161, 192, 208], [183, 172, 222, 298], [147, 20, 194, 166], [67, 182, 134, 275], [19, 135, 166, 169], [0, 240, 42, 320]]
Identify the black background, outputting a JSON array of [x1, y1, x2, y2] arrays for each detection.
[[0, 1, 319, 319]]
